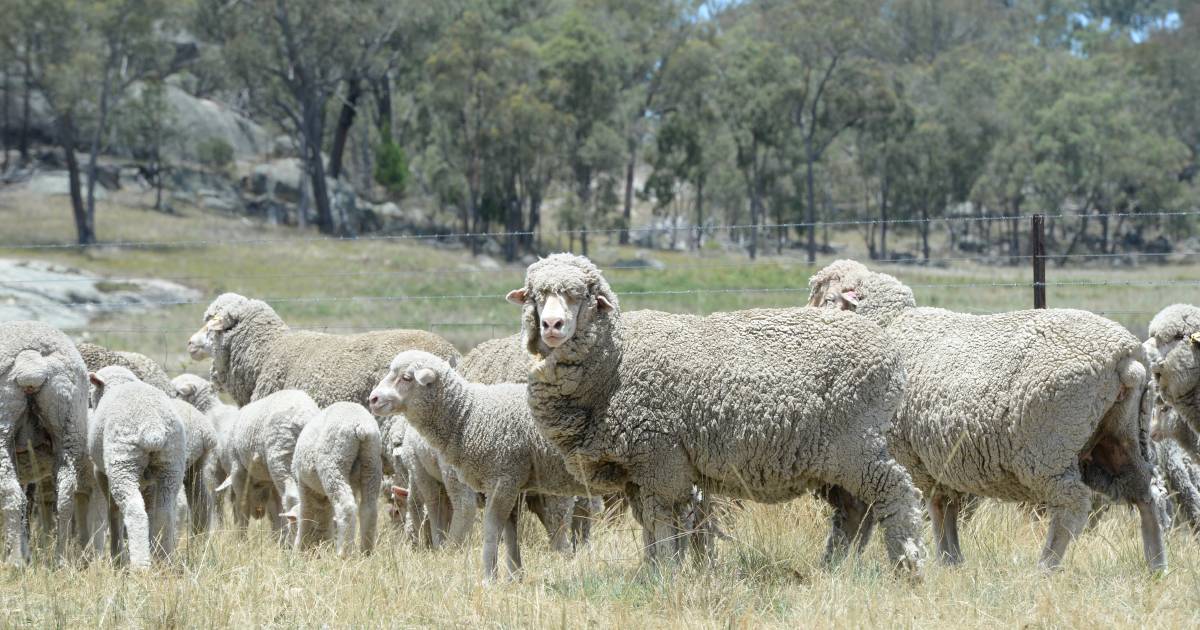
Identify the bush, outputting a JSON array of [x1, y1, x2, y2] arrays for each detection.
[[374, 138, 409, 198], [196, 137, 235, 172]]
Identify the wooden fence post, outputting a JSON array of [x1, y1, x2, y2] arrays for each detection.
[[1032, 214, 1046, 309]]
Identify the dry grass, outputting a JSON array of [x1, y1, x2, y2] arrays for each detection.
[[2, 186, 1200, 627]]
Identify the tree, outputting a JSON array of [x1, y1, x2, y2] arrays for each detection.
[[117, 81, 178, 211]]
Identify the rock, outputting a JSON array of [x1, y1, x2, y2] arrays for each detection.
[[272, 134, 299, 158], [24, 172, 106, 200], [244, 159, 304, 204], [199, 192, 239, 214], [159, 84, 269, 161], [94, 164, 121, 191], [613, 256, 665, 270]]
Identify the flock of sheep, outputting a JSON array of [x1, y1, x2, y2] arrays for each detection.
[[2, 253, 1199, 583]]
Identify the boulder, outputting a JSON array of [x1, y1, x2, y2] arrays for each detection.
[[24, 172, 106, 200]]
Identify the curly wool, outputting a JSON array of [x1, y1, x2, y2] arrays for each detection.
[[222, 389, 319, 541], [289, 402, 382, 556], [518, 254, 925, 571], [0, 320, 89, 566], [459, 334, 531, 385], [88, 366, 187, 570], [1148, 304, 1200, 434], [809, 260, 1164, 570], [76, 342, 174, 395], [198, 293, 461, 407]]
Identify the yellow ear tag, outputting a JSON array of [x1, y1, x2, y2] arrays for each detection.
[[1190, 332, 1200, 345]]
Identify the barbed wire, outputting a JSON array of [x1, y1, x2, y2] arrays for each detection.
[[1, 209, 1198, 251], [15, 277, 1197, 312]]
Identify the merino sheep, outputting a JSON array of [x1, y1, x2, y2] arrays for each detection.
[[173, 374, 239, 526], [0, 320, 89, 566], [190, 293, 460, 407], [283, 402, 382, 556], [370, 350, 597, 580], [216, 389, 318, 542], [1148, 304, 1200, 435], [460, 333, 599, 552], [171, 399, 218, 534], [88, 366, 187, 569], [398, 424, 477, 548], [808, 259, 1165, 571], [77, 342, 174, 396], [505, 254, 926, 574]]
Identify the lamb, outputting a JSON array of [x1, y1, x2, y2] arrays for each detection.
[[190, 293, 460, 407], [76, 342, 174, 396], [173, 374, 239, 526], [216, 389, 318, 541], [282, 402, 382, 556], [808, 259, 1165, 571], [171, 398, 218, 534], [398, 424, 477, 548], [369, 350, 598, 581], [0, 320, 89, 566], [504, 254, 926, 574], [1147, 304, 1200, 436], [87, 366, 187, 569]]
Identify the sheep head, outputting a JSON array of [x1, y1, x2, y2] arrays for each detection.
[[368, 350, 447, 417], [1148, 304, 1200, 369], [171, 374, 214, 409], [807, 259, 871, 310], [507, 253, 618, 357], [1149, 305, 1200, 413], [88, 365, 140, 407], [807, 260, 915, 326]]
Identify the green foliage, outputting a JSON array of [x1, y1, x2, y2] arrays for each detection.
[[195, 137, 234, 172], [374, 137, 409, 198]]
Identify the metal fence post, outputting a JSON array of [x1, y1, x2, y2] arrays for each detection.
[[1032, 214, 1046, 309]]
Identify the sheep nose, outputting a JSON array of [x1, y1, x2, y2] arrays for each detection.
[[369, 394, 380, 406], [542, 316, 564, 332]]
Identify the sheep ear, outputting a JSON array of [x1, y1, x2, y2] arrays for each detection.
[[176, 384, 194, 397], [281, 512, 298, 524], [414, 368, 438, 386], [505, 288, 527, 305], [88, 372, 105, 388], [596, 295, 614, 312], [206, 314, 229, 332], [841, 290, 860, 306]]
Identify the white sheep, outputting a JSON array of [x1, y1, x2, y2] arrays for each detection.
[[370, 350, 597, 581], [808, 259, 1165, 571], [189, 293, 460, 407], [1, 320, 89, 566], [398, 424, 477, 548], [77, 342, 175, 396], [87, 366, 187, 569], [1148, 304, 1200, 436], [173, 374, 240, 527], [506, 254, 926, 574], [282, 402, 382, 556], [215, 389, 318, 543]]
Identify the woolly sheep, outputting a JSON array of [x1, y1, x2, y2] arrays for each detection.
[[504, 254, 926, 573], [173, 374, 239, 526], [808, 259, 1165, 571], [370, 350, 597, 580], [88, 366, 187, 569], [190, 293, 461, 407], [0, 320, 89, 566], [398, 424, 477, 548], [460, 333, 599, 552], [171, 399, 218, 534], [77, 342, 174, 396], [283, 402, 382, 556], [1148, 304, 1200, 437], [216, 389, 318, 542]]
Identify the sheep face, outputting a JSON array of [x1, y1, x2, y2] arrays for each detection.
[[811, 287, 860, 311], [1150, 305, 1200, 369], [507, 257, 615, 354], [172, 374, 210, 406], [187, 324, 214, 360], [1156, 333, 1200, 409], [368, 351, 442, 416]]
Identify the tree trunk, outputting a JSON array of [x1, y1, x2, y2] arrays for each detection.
[[1, 68, 9, 172], [153, 159, 164, 211], [693, 176, 704, 251], [61, 119, 93, 245], [528, 186, 542, 252], [328, 75, 361, 181], [619, 145, 636, 246], [1008, 198, 1021, 265], [1099, 209, 1109, 254], [880, 175, 889, 260], [805, 137, 817, 264], [20, 42, 32, 163], [85, 56, 118, 242], [303, 101, 335, 234], [372, 74, 393, 137], [921, 203, 930, 261]]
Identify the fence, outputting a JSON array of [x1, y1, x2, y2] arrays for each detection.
[[1, 208, 1198, 371]]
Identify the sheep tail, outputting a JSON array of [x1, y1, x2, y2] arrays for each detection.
[[11, 350, 50, 392], [138, 423, 169, 452], [1117, 354, 1154, 463]]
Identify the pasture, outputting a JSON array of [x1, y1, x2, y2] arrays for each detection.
[[1, 188, 1199, 628]]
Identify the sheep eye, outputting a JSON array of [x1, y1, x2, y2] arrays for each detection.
[[1176, 333, 1185, 341]]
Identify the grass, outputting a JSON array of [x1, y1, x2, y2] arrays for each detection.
[[2, 186, 1200, 627]]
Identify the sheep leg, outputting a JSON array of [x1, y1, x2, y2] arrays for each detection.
[[95, 470, 123, 561], [204, 459, 225, 530], [0, 446, 29, 567], [186, 464, 213, 536], [1038, 473, 1092, 571], [229, 463, 251, 532], [502, 501, 523, 578], [444, 473, 476, 547], [327, 480, 358, 558], [639, 493, 685, 565], [481, 488, 519, 583], [928, 493, 963, 565], [149, 468, 182, 561], [404, 483, 426, 547], [1136, 497, 1167, 572], [359, 482, 379, 556], [107, 464, 151, 570], [819, 484, 876, 566], [412, 471, 445, 548]]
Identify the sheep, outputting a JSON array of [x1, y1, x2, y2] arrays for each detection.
[[808, 259, 1165, 571], [398, 423, 477, 549], [460, 333, 599, 552], [504, 254, 926, 574], [76, 342, 174, 396], [173, 374, 239, 527], [87, 366, 187, 569], [190, 293, 461, 407], [282, 402, 381, 556], [171, 398, 218, 534], [216, 389, 318, 542], [0, 320, 89, 566], [1148, 304, 1200, 436], [369, 350, 598, 581]]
